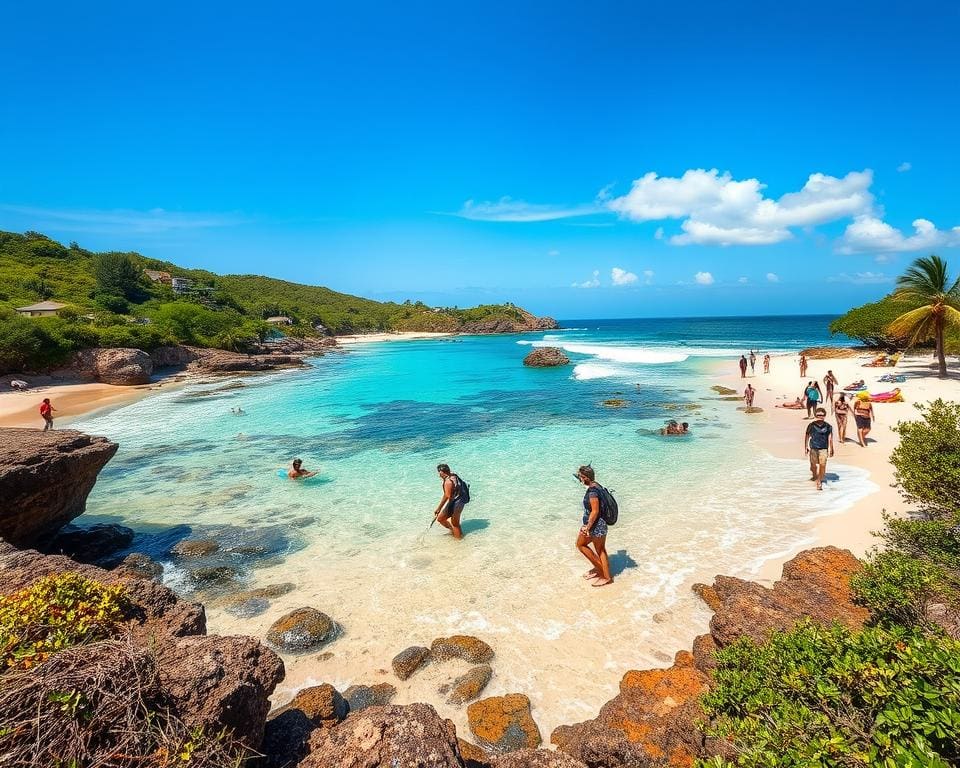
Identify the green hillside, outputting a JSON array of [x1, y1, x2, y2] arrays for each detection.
[[0, 230, 546, 372]]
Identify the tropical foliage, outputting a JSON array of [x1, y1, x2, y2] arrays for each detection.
[[828, 296, 917, 349], [888, 255, 960, 377]]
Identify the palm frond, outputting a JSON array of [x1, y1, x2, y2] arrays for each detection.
[[895, 255, 950, 295], [943, 305, 960, 332], [888, 305, 938, 347]]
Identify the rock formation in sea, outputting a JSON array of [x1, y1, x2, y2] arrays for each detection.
[[461, 307, 559, 335], [0, 429, 118, 547], [523, 347, 570, 367]]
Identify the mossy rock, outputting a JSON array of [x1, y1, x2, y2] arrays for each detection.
[[711, 385, 738, 395], [266, 607, 339, 653], [446, 664, 493, 705], [467, 693, 541, 754], [601, 399, 629, 408], [431, 635, 495, 663], [737, 406, 764, 413]]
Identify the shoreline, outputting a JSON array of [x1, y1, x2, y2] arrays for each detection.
[[335, 331, 454, 344], [709, 351, 949, 583]]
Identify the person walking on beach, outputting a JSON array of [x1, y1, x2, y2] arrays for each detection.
[[804, 381, 822, 419], [39, 398, 56, 430], [739, 355, 748, 378], [433, 463, 466, 539], [834, 393, 850, 443], [824, 370, 838, 411], [853, 395, 875, 447], [763, 354, 770, 374], [799, 354, 808, 378], [744, 383, 756, 407], [575, 465, 613, 587], [749, 350, 756, 374], [804, 407, 834, 491]]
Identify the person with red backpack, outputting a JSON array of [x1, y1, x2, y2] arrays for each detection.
[[575, 465, 616, 587]]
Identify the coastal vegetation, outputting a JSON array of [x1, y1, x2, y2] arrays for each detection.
[[698, 399, 960, 767], [830, 255, 960, 374], [0, 230, 549, 372]]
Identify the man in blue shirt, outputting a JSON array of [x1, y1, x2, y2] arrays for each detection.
[[804, 407, 834, 491]]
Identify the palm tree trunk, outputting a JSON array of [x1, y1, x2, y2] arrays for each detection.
[[936, 320, 947, 377]]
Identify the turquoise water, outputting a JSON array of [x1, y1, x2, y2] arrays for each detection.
[[73, 315, 873, 734]]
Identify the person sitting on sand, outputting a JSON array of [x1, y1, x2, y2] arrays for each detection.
[[287, 458, 317, 478], [778, 397, 804, 409], [575, 465, 613, 587], [834, 393, 849, 443], [433, 463, 466, 540], [39, 398, 56, 430], [744, 383, 756, 407], [763, 354, 770, 374], [844, 379, 865, 391]]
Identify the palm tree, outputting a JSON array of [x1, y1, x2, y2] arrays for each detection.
[[888, 255, 960, 378]]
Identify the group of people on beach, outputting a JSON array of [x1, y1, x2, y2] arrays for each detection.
[[738, 350, 771, 378]]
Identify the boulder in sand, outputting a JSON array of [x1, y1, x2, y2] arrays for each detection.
[[392, 645, 431, 679], [343, 682, 398, 712], [266, 607, 339, 653], [431, 634, 494, 663], [447, 664, 493, 705], [468, 694, 542, 754]]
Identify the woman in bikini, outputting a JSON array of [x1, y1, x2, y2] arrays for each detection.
[[834, 393, 849, 443], [853, 395, 875, 447]]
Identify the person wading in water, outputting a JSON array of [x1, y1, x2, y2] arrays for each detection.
[[575, 465, 613, 587], [433, 463, 466, 539]]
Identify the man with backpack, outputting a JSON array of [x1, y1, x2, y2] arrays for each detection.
[[575, 465, 616, 587], [433, 463, 469, 539]]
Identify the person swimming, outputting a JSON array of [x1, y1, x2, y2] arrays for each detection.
[[287, 458, 317, 478]]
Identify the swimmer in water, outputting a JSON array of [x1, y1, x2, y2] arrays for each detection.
[[287, 458, 317, 478]]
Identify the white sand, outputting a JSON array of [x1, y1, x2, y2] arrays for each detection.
[[336, 331, 454, 344], [710, 350, 960, 582]]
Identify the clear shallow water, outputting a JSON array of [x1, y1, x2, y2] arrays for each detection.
[[74, 315, 873, 736]]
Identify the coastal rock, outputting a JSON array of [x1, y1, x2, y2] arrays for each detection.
[[523, 347, 570, 367], [392, 645, 431, 679], [170, 537, 220, 557], [344, 683, 398, 712], [431, 635, 495, 664], [262, 684, 348, 768], [601, 398, 629, 408], [551, 664, 709, 768], [708, 546, 868, 648], [691, 582, 721, 612], [737, 406, 764, 413], [0, 429, 118, 547], [710, 385, 738, 395], [490, 750, 588, 768], [72, 347, 153, 385], [156, 634, 285, 749], [150, 344, 198, 368], [187, 347, 307, 374], [188, 565, 241, 588], [468, 694, 542, 754], [447, 664, 493, 705], [220, 582, 297, 617], [459, 738, 489, 766], [462, 308, 559, 335], [300, 703, 463, 768], [112, 551, 164, 580], [45, 522, 134, 563], [266, 607, 339, 653], [277, 684, 349, 727]]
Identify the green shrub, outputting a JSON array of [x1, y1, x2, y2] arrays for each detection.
[[829, 297, 915, 349], [698, 621, 960, 767], [891, 400, 960, 518], [851, 550, 943, 627], [0, 573, 128, 670]]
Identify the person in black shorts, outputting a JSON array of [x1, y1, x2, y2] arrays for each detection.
[[804, 408, 834, 491], [433, 463, 465, 539], [575, 465, 613, 587]]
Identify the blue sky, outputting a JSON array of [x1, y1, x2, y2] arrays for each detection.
[[2, 1, 958, 318]]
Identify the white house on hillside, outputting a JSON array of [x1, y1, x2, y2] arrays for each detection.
[[265, 316, 294, 326], [16, 301, 67, 317]]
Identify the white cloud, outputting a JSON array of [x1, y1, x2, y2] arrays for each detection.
[[694, 271, 714, 285], [897, 161, 912, 173], [766, 272, 780, 283], [827, 271, 894, 285], [547, 249, 560, 257], [608, 169, 873, 246], [838, 216, 960, 254], [611, 267, 638, 286], [654, 226, 664, 240], [738, 276, 749, 284], [572, 270, 601, 288], [643, 269, 655, 284], [0, 204, 244, 234], [453, 197, 602, 222]]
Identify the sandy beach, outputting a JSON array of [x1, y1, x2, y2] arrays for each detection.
[[336, 331, 454, 344], [0, 381, 173, 429], [711, 350, 959, 581]]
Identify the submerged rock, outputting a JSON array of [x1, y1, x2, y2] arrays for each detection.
[[267, 607, 338, 653], [343, 682, 397, 712], [710, 385, 738, 395], [0, 429, 118, 547], [392, 645, 431, 679], [112, 552, 164, 580], [46, 523, 134, 563], [468, 694, 542, 754], [447, 664, 493, 705], [601, 399, 629, 408], [188, 565, 240, 588], [737, 406, 764, 413], [170, 538, 220, 558], [523, 347, 570, 367], [431, 635, 495, 663]]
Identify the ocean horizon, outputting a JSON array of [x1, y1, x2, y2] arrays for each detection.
[[73, 314, 874, 736]]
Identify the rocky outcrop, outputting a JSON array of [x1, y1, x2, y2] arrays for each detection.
[[523, 347, 570, 367], [150, 345, 198, 368], [461, 308, 559, 335], [72, 347, 153, 385], [0, 429, 118, 547], [490, 750, 588, 768], [393, 645, 431, 679], [187, 347, 307, 374], [551, 547, 868, 768], [431, 635, 495, 663], [266, 607, 339, 653], [468, 694, 541, 754], [300, 703, 464, 768]]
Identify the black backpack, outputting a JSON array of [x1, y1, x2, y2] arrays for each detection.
[[454, 474, 471, 504], [595, 484, 619, 525]]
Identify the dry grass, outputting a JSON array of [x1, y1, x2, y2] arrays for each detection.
[[0, 637, 249, 768]]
